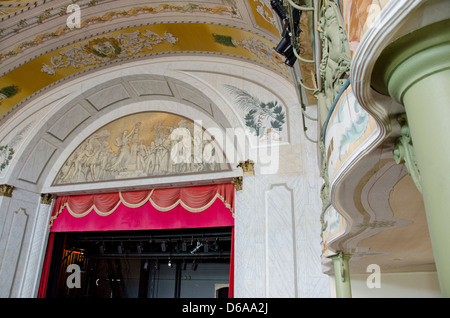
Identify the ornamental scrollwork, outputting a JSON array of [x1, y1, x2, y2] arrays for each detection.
[[41, 30, 179, 75]]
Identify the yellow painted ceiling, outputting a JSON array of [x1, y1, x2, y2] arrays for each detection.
[[0, 22, 290, 118], [0, 1, 299, 119]]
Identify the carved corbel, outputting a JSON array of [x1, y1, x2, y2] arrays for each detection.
[[0, 184, 14, 197], [231, 176, 243, 191], [393, 114, 422, 193], [237, 160, 255, 176]]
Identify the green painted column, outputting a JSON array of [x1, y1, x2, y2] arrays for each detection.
[[331, 252, 352, 298], [372, 19, 450, 297]]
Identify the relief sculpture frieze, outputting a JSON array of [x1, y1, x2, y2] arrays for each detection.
[[53, 112, 230, 185]]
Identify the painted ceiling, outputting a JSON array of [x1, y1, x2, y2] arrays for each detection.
[[0, 0, 318, 121]]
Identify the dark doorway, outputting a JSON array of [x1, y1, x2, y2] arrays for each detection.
[[45, 227, 232, 298]]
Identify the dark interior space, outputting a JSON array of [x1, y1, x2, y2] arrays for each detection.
[[45, 227, 232, 298]]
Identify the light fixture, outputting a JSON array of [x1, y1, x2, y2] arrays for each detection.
[[271, 0, 302, 67], [191, 241, 203, 254], [137, 242, 143, 254], [285, 48, 300, 67], [271, 0, 287, 20], [168, 259, 172, 268], [118, 242, 124, 254], [274, 27, 291, 55], [212, 238, 219, 251]]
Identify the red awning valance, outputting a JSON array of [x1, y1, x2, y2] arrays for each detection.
[[49, 183, 235, 232]]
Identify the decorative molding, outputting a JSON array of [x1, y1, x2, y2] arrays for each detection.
[[0, 207, 28, 297], [317, 0, 351, 114], [252, 0, 277, 26], [321, 204, 347, 258], [237, 160, 255, 176], [393, 114, 422, 193], [0, 184, 14, 197], [350, 0, 424, 134], [264, 184, 297, 297], [0, 121, 34, 177], [0, 2, 241, 62], [41, 30, 179, 76]]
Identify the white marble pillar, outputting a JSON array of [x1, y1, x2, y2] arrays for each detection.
[[233, 172, 330, 298], [0, 188, 42, 297], [17, 194, 54, 298]]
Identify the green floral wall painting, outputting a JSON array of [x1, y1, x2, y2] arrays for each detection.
[[0, 145, 14, 172], [0, 85, 20, 105], [225, 84, 286, 142]]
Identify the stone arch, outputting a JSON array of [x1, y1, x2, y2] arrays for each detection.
[[4, 71, 247, 195]]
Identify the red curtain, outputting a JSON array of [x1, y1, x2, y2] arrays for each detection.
[[39, 183, 235, 298], [37, 233, 55, 298], [50, 184, 235, 232]]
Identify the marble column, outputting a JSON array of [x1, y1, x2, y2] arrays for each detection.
[[330, 252, 352, 298]]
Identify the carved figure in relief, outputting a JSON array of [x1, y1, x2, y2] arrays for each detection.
[[108, 129, 132, 172], [54, 114, 228, 185], [126, 122, 142, 170], [136, 140, 148, 171], [318, 1, 351, 110]]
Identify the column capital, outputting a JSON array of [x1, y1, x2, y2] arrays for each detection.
[[330, 251, 351, 262], [237, 160, 255, 176], [0, 184, 14, 197], [231, 176, 243, 191], [40, 193, 55, 205], [371, 19, 450, 104]]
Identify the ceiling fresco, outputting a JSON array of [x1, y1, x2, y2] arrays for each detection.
[[0, 0, 307, 120]]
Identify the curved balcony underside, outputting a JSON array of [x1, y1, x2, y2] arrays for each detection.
[[323, 0, 449, 274]]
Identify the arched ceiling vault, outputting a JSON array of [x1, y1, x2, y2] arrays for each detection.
[[0, 0, 298, 120], [0, 1, 310, 194]]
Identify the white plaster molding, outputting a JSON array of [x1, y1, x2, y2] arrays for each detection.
[[17, 200, 53, 298], [264, 184, 297, 297]]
